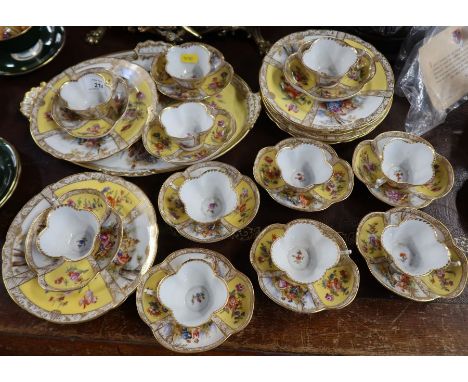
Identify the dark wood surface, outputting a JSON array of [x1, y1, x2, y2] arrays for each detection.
[[0, 27, 467, 356]]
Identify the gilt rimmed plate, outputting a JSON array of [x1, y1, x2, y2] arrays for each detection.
[[136, 248, 254, 353], [142, 106, 236, 165], [352, 131, 454, 208], [27, 57, 158, 162], [2, 172, 158, 323], [0, 137, 21, 208], [356, 207, 467, 301], [158, 161, 260, 243], [253, 138, 353, 211], [260, 29, 393, 137], [250, 219, 359, 313]]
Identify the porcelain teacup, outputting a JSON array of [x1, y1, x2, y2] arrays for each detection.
[[36, 205, 101, 262], [159, 102, 215, 151], [298, 37, 372, 88], [58, 70, 118, 120], [276, 143, 333, 192], [374, 138, 435, 189], [381, 218, 456, 276], [157, 259, 229, 327], [0, 26, 41, 53], [165, 43, 213, 89], [178, 170, 238, 224], [270, 221, 347, 284]]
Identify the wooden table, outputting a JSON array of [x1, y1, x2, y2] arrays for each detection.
[[1, 27, 467, 355]]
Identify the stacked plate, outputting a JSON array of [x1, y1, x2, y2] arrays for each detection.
[[260, 29, 394, 144], [20, 41, 261, 176], [2, 172, 158, 323]]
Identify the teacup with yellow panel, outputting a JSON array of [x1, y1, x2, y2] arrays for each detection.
[[352, 131, 454, 208], [136, 248, 254, 353], [143, 101, 236, 165], [253, 138, 354, 212], [250, 219, 359, 313], [356, 207, 467, 302], [158, 161, 260, 243], [151, 42, 234, 101]]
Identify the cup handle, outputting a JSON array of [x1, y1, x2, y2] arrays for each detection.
[[447, 260, 461, 268], [349, 49, 377, 85], [373, 177, 387, 189], [339, 249, 352, 256]]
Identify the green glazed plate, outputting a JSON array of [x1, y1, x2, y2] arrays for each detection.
[[0, 138, 21, 207]]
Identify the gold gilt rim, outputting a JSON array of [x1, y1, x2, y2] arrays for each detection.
[[351, 130, 454, 208], [136, 248, 255, 353], [259, 29, 394, 133], [252, 137, 354, 212], [1, 171, 158, 324], [249, 218, 360, 314], [355, 207, 468, 302], [0, 137, 22, 208], [158, 161, 261, 243]]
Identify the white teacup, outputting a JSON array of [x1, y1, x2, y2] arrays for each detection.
[[159, 102, 215, 151], [178, 170, 238, 224], [276, 143, 333, 191]]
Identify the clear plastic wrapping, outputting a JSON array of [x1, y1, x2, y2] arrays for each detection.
[[395, 26, 468, 136]]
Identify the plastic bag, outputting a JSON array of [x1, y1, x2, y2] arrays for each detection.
[[395, 26, 468, 136]]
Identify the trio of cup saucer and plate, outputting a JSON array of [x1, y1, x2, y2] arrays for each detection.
[[2, 30, 466, 354]]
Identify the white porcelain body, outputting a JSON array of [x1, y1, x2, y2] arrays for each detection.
[[179, 170, 238, 224], [165, 44, 212, 89], [37, 206, 100, 261], [381, 219, 450, 276], [381, 139, 434, 186], [270, 222, 340, 283], [160, 102, 214, 150], [158, 260, 228, 327], [276, 143, 333, 191], [301, 38, 358, 87], [59, 72, 115, 119]]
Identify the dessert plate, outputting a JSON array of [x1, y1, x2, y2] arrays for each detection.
[[260, 29, 393, 139], [0, 26, 65, 76], [28, 57, 158, 162], [143, 106, 236, 165], [253, 138, 353, 211], [151, 43, 234, 101], [250, 219, 359, 313], [2, 172, 158, 323], [136, 248, 254, 353], [158, 161, 260, 243], [0, 137, 21, 208], [352, 131, 454, 208], [51, 73, 129, 139], [356, 207, 467, 301]]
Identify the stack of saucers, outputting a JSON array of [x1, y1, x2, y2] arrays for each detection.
[[144, 42, 240, 166], [356, 207, 467, 301], [260, 29, 394, 144]]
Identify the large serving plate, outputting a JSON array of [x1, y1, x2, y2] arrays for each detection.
[[20, 41, 261, 176], [2, 172, 158, 323]]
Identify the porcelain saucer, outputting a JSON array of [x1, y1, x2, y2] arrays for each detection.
[[352, 131, 454, 208], [253, 138, 353, 211], [158, 161, 260, 243], [356, 207, 467, 301], [136, 248, 254, 353], [250, 219, 359, 313]]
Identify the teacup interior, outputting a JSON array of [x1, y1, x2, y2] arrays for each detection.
[[302, 39, 357, 77], [381, 219, 450, 276], [271, 223, 339, 283], [60, 73, 112, 111], [179, 171, 238, 223], [39, 206, 100, 261], [166, 45, 211, 80], [382, 140, 434, 185], [276, 144, 333, 189], [158, 260, 228, 327], [160, 103, 214, 139]]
